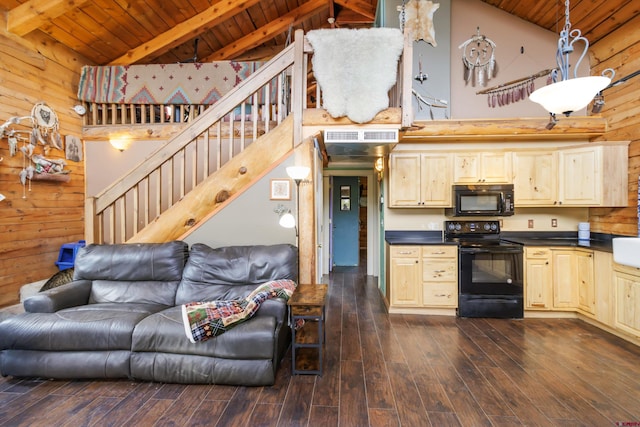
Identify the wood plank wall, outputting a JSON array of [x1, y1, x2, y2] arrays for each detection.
[[0, 17, 90, 307], [589, 14, 640, 236]]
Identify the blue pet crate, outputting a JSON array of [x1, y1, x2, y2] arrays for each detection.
[[55, 240, 86, 270]]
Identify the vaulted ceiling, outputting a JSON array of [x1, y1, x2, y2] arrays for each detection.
[[0, 0, 635, 66]]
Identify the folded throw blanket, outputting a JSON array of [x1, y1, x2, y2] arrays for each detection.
[[181, 279, 297, 343]]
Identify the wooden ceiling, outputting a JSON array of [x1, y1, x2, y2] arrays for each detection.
[[0, 0, 635, 66]]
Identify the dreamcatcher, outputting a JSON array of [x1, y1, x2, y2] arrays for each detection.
[[458, 27, 497, 87], [30, 102, 63, 150]]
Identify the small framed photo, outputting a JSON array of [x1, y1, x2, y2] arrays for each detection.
[[270, 179, 291, 200], [340, 185, 351, 198], [340, 198, 351, 211]]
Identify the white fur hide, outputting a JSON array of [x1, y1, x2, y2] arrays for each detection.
[[402, 0, 439, 46], [307, 28, 404, 123]]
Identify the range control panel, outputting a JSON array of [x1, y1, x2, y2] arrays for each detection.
[[444, 220, 500, 236]]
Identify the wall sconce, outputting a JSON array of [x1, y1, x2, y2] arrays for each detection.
[[374, 157, 384, 181], [274, 204, 296, 230], [109, 137, 132, 152]]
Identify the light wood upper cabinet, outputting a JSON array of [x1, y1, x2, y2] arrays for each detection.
[[389, 153, 452, 207], [453, 152, 512, 184], [512, 151, 558, 206], [513, 144, 628, 207], [558, 145, 628, 207]]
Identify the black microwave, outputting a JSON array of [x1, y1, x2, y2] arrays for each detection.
[[446, 184, 514, 217]]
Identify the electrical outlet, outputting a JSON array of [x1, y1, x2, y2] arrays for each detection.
[[551, 218, 558, 227], [528, 219, 534, 228]]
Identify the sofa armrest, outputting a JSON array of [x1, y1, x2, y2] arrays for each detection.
[[254, 298, 288, 325], [23, 280, 92, 313]]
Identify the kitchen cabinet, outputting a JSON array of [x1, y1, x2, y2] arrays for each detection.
[[389, 246, 421, 306], [552, 250, 578, 308], [593, 251, 615, 326], [557, 145, 628, 207], [453, 152, 512, 184], [389, 152, 452, 207], [512, 151, 557, 206], [524, 247, 553, 310], [422, 245, 457, 307], [613, 263, 640, 338], [513, 145, 628, 207], [576, 250, 595, 314]]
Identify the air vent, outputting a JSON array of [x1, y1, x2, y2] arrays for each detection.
[[324, 129, 398, 143]]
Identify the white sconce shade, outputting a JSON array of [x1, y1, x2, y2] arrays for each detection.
[[286, 166, 310, 181], [529, 76, 611, 116], [109, 137, 132, 152], [374, 157, 384, 172], [279, 212, 296, 228]]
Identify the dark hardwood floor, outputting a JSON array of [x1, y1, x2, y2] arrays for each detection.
[[1, 264, 640, 426]]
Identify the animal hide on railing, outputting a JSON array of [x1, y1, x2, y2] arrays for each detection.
[[77, 62, 266, 105], [306, 28, 404, 123]]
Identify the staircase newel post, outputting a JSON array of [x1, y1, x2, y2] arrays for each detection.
[[85, 196, 98, 244], [292, 29, 305, 147]]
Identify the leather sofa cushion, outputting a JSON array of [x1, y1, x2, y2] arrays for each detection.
[[132, 306, 276, 359], [175, 243, 297, 305], [74, 241, 189, 282], [73, 241, 188, 306], [0, 303, 164, 351]]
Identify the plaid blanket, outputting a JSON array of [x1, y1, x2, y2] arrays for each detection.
[[181, 279, 297, 343]]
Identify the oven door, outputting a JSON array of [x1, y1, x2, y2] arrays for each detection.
[[459, 245, 523, 296]]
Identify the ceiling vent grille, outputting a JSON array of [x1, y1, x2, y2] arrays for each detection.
[[324, 129, 398, 143]]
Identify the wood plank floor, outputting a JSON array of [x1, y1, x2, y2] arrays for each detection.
[[1, 265, 640, 426]]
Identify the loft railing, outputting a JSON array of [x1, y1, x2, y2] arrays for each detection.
[[84, 29, 411, 244]]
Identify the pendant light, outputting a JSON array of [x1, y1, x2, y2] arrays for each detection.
[[529, 0, 614, 119]]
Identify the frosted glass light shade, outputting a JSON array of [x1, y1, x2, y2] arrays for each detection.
[[279, 212, 296, 228], [286, 166, 310, 181], [109, 137, 132, 151], [529, 76, 611, 116]]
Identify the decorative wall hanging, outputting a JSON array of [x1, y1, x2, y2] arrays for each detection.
[[458, 27, 497, 87], [306, 28, 404, 123], [1, 102, 70, 198], [476, 69, 553, 108], [399, 0, 440, 46], [65, 135, 82, 162]]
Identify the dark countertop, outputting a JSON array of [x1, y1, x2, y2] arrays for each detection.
[[493, 231, 616, 252], [385, 230, 619, 252]]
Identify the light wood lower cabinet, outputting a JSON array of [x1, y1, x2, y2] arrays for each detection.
[[613, 264, 640, 338], [525, 247, 593, 311], [524, 248, 552, 310], [422, 246, 458, 307], [389, 246, 421, 306], [390, 245, 457, 308]]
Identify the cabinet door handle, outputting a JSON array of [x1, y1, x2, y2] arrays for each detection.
[[431, 251, 446, 255], [433, 270, 446, 273], [435, 294, 450, 297], [398, 251, 413, 255], [531, 303, 546, 307]]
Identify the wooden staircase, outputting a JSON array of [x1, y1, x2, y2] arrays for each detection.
[[85, 32, 309, 244]]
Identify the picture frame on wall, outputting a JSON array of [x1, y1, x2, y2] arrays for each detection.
[[270, 179, 291, 200], [340, 185, 350, 198], [341, 198, 351, 211]]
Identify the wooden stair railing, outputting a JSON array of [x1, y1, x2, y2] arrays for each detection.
[[86, 33, 308, 244]]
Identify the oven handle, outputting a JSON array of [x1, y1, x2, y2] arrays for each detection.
[[459, 246, 523, 254]]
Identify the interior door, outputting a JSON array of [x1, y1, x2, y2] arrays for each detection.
[[332, 176, 359, 266]]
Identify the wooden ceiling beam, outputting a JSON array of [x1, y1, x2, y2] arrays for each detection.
[[109, 0, 263, 65], [203, 0, 327, 61], [7, 0, 90, 36], [334, 0, 376, 21]]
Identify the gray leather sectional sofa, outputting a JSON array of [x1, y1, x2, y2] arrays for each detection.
[[0, 241, 297, 385]]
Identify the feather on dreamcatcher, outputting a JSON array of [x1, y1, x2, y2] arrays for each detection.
[[458, 27, 497, 87]]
